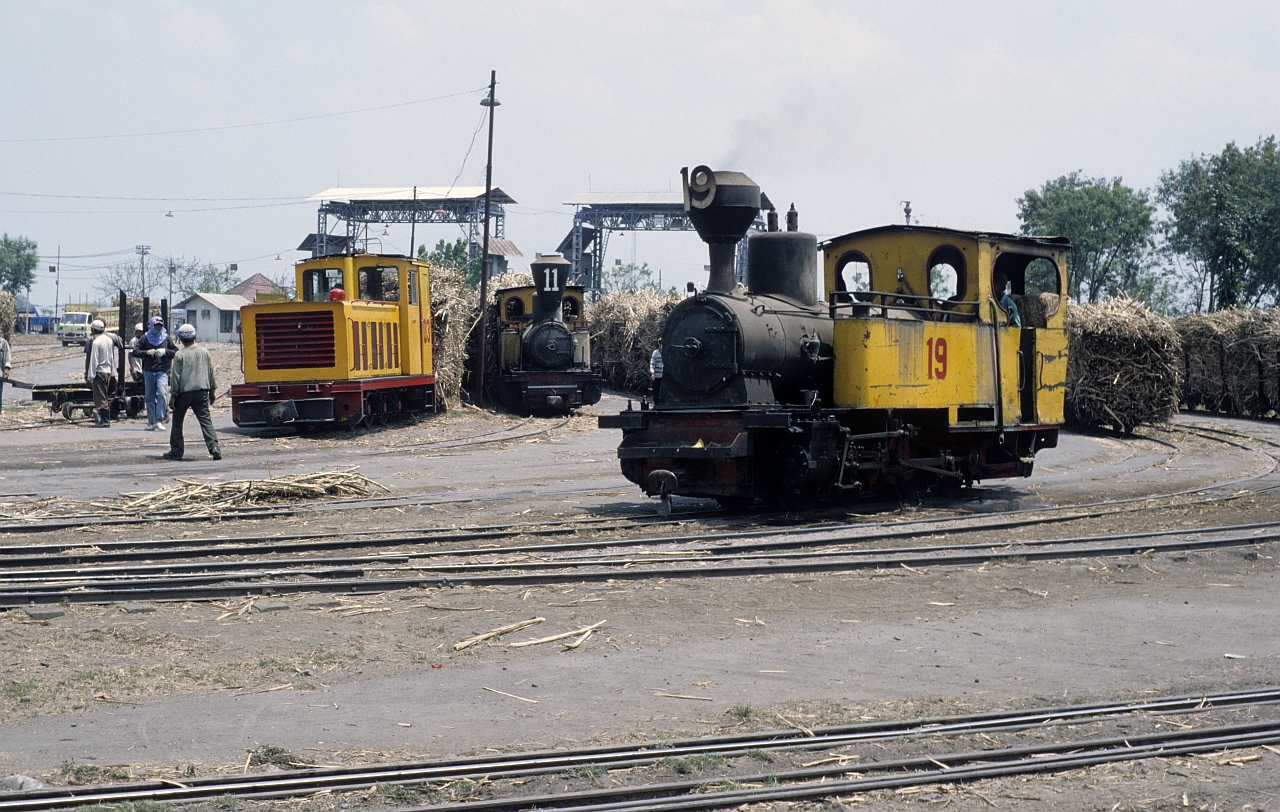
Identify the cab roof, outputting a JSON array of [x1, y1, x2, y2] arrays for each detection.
[[820, 224, 1070, 250]]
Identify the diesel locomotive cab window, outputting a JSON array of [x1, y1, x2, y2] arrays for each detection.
[[407, 270, 418, 306], [303, 269, 344, 302], [358, 266, 401, 302]]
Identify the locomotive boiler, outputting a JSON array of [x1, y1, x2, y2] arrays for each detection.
[[494, 253, 602, 414], [599, 165, 1068, 513]]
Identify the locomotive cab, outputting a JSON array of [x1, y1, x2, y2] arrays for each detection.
[[824, 226, 1068, 451]]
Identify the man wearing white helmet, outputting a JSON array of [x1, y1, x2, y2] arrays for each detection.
[[128, 324, 146, 382], [83, 319, 118, 428], [164, 322, 221, 460]]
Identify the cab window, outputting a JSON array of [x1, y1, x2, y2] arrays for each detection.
[[504, 296, 525, 322], [407, 269, 418, 306], [358, 265, 401, 302], [926, 245, 965, 301], [834, 251, 871, 292], [302, 268, 344, 302], [562, 297, 581, 323]]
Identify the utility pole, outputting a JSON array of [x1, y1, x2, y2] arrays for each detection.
[[475, 70, 499, 408], [136, 244, 150, 301], [49, 246, 60, 322], [168, 261, 175, 307]]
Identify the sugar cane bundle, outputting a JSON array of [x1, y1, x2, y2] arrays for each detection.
[[1065, 297, 1181, 432], [429, 264, 477, 409], [589, 289, 681, 394], [0, 291, 15, 341], [1217, 308, 1280, 417], [120, 469, 389, 514], [1173, 312, 1229, 411]]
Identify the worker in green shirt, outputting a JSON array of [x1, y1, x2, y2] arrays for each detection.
[[164, 323, 222, 460]]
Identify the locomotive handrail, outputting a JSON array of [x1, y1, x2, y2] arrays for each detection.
[[828, 290, 979, 322]]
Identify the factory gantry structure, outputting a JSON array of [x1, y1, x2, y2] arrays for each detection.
[[559, 191, 768, 296]]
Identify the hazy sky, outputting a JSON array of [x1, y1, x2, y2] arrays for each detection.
[[4, 1, 1279, 306]]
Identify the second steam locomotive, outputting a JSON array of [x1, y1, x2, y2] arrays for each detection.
[[494, 253, 601, 414], [600, 166, 1069, 512]]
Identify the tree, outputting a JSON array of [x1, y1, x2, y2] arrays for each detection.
[[1157, 137, 1280, 310], [420, 238, 480, 287], [601, 261, 676, 295], [0, 234, 38, 296], [94, 255, 211, 303], [178, 263, 240, 296], [1016, 172, 1158, 303]]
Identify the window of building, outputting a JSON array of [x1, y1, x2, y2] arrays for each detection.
[[302, 269, 344, 302], [220, 311, 234, 333], [358, 265, 401, 301]]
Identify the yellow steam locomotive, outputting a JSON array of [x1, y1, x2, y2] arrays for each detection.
[[600, 166, 1068, 511]]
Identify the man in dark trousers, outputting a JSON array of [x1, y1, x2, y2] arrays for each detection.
[[83, 319, 118, 428], [164, 323, 221, 460]]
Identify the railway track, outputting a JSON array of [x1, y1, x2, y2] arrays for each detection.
[[4, 506, 1277, 605], [2, 425, 1277, 605], [1, 688, 1275, 811], [1, 420, 1266, 538]]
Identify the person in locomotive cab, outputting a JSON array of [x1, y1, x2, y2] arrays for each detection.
[[649, 339, 664, 402], [992, 272, 1022, 328], [164, 323, 221, 461]]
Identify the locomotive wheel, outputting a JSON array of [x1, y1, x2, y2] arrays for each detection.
[[377, 397, 390, 426], [61, 402, 74, 420], [359, 396, 377, 429]]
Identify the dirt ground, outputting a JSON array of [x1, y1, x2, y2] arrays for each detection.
[[1, 335, 1279, 810]]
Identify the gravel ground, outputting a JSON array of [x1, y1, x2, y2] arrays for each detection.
[[1, 339, 1278, 810]]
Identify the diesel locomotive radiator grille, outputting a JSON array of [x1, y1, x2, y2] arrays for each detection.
[[255, 310, 336, 369]]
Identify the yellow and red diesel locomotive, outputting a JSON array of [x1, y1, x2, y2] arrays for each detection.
[[231, 253, 437, 429]]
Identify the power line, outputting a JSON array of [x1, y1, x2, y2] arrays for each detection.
[[0, 200, 312, 215], [0, 87, 487, 144], [5, 191, 305, 202]]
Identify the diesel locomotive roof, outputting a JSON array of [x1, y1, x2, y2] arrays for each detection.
[[820, 224, 1071, 250]]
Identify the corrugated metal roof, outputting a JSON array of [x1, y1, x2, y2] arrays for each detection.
[[310, 186, 517, 205], [562, 191, 684, 207], [471, 237, 523, 257], [175, 293, 252, 311]]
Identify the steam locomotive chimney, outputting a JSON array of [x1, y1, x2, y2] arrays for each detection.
[[530, 253, 571, 323], [681, 165, 762, 294]]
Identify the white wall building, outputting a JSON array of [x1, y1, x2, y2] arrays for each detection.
[[173, 292, 250, 343]]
